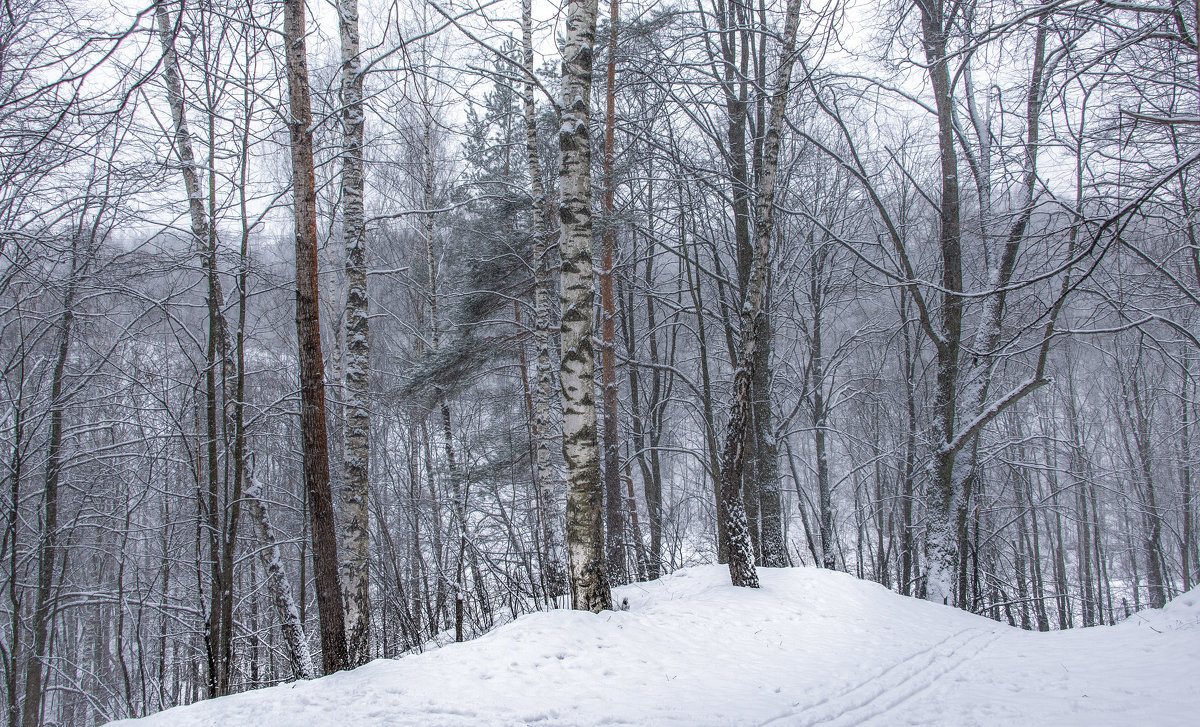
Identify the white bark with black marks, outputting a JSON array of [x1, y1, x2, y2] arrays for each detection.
[[523, 0, 567, 600], [244, 479, 317, 681], [338, 0, 371, 668], [558, 0, 612, 612]]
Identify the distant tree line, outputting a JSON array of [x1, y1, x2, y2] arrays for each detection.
[[1, 0, 1198, 723]]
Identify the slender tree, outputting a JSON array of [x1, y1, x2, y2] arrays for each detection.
[[600, 0, 626, 585], [521, 0, 567, 599], [559, 0, 612, 612], [338, 0, 371, 668], [283, 0, 348, 674], [718, 0, 802, 589], [243, 478, 316, 680]]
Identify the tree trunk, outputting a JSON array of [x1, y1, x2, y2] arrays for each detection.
[[947, 17, 1048, 608], [522, 0, 567, 600], [600, 0, 626, 586], [899, 290, 919, 596], [920, 0, 966, 606], [244, 479, 317, 681], [809, 251, 835, 570], [338, 0, 371, 668], [20, 236, 80, 727], [1065, 368, 1095, 626], [685, 233, 727, 564], [283, 0, 348, 674], [717, 0, 802, 589], [559, 0, 612, 612], [755, 288, 785, 567], [1181, 352, 1194, 590], [620, 219, 667, 580], [154, 1, 236, 694]]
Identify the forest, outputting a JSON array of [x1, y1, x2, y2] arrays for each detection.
[[1, 0, 1198, 723]]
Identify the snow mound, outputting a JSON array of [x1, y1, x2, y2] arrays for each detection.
[[1119, 588, 1200, 634], [110, 567, 1200, 727]]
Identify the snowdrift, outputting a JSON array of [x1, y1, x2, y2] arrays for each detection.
[[111, 566, 1200, 726]]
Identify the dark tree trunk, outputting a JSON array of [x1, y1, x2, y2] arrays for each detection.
[[283, 0, 348, 674], [600, 0, 626, 585]]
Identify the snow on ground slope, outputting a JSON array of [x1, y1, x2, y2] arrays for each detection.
[[111, 566, 1200, 726]]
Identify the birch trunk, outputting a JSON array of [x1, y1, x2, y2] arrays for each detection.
[[559, 0, 612, 612], [244, 479, 317, 681], [154, 2, 210, 261], [283, 0, 348, 674], [522, 0, 567, 599], [155, 2, 239, 693], [338, 0, 371, 668]]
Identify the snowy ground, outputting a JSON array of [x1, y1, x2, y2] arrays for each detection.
[[112, 566, 1200, 726]]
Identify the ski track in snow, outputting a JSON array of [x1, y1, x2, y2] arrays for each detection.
[[110, 567, 1200, 727], [760, 627, 1001, 727]]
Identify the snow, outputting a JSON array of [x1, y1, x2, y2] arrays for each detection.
[[110, 567, 1200, 727]]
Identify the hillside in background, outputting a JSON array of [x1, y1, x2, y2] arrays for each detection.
[[110, 567, 1200, 727]]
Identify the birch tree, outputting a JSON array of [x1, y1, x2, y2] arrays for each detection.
[[243, 479, 316, 680], [522, 0, 567, 599], [558, 0, 612, 612], [338, 0, 371, 668]]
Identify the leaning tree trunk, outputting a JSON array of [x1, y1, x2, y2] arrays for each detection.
[[154, 1, 210, 268], [283, 0, 348, 674], [558, 0, 612, 612], [244, 479, 317, 681], [154, 1, 234, 695], [337, 0, 371, 668], [717, 0, 802, 589], [948, 18, 1048, 607]]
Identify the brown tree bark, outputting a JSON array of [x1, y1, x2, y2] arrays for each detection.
[[283, 0, 348, 674], [600, 0, 626, 586]]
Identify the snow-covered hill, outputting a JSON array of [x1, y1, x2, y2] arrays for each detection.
[[111, 566, 1200, 726]]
